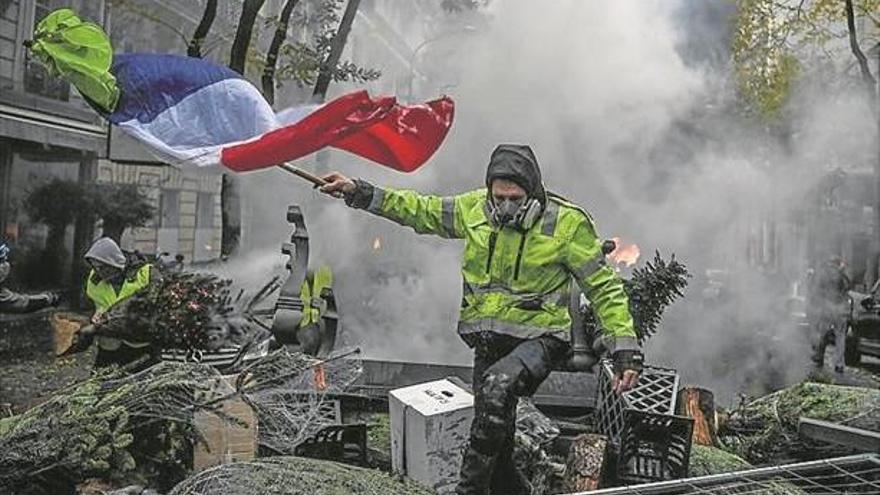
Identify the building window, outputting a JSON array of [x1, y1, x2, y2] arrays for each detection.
[[196, 192, 215, 229], [160, 190, 180, 228], [25, 0, 71, 100]]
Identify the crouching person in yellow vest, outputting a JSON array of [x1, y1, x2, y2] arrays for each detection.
[[81, 237, 161, 368]]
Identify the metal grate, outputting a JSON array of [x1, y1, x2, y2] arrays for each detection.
[[569, 454, 880, 494], [596, 361, 680, 445]]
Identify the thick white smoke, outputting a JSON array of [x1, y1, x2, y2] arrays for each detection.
[[231, 0, 877, 403]]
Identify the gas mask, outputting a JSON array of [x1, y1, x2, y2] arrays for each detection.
[[0, 261, 9, 284], [489, 196, 542, 231]]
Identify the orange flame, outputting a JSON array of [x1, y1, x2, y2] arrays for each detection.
[[609, 237, 641, 268], [372, 236, 382, 251]]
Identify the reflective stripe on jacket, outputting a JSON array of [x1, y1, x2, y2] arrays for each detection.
[[364, 187, 637, 351]]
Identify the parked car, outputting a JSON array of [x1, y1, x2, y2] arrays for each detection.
[[845, 289, 880, 365]]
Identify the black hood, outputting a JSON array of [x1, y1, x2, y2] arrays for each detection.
[[485, 144, 546, 205]]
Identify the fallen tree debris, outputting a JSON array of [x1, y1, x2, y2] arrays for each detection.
[[0, 347, 363, 494], [688, 445, 751, 477], [720, 382, 880, 464], [0, 362, 232, 494], [168, 456, 435, 495]]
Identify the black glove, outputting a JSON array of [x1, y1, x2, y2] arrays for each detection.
[[612, 349, 644, 375], [343, 179, 375, 209]]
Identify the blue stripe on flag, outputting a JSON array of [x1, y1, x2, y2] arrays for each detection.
[[108, 53, 243, 124]]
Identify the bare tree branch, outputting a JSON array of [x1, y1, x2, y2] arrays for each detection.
[[187, 0, 218, 58], [844, 0, 877, 88], [262, 0, 301, 104]]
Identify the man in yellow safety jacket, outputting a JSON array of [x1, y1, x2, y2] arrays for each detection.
[[82, 237, 160, 368], [319, 144, 642, 495], [297, 265, 334, 355]]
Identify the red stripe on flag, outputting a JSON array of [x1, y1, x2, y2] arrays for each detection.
[[220, 91, 454, 173], [331, 96, 454, 173]]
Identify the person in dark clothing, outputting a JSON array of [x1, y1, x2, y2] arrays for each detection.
[[0, 241, 59, 314], [319, 144, 641, 495], [807, 255, 850, 373]]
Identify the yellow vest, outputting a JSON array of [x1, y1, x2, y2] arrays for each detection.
[[86, 264, 152, 350], [299, 266, 333, 328]]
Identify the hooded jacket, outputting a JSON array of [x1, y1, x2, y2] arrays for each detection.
[[83, 237, 157, 350], [84, 237, 127, 269], [485, 144, 546, 206], [346, 145, 637, 351]]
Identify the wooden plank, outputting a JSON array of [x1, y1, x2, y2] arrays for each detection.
[[798, 417, 880, 452]]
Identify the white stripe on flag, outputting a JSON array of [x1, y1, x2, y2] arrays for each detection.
[[117, 79, 277, 169]]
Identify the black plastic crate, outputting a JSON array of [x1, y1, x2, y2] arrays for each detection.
[[596, 360, 680, 444], [595, 360, 693, 484], [616, 409, 693, 484]]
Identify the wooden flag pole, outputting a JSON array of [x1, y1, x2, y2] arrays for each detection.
[[278, 163, 327, 186]]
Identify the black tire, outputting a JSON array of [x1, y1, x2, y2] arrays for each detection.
[[844, 335, 861, 366]]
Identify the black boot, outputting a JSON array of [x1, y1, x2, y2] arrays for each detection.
[[490, 451, 531, 495], [456, 446, 497, 495]]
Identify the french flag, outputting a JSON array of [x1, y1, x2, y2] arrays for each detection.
[[102, 53, 454, 172]]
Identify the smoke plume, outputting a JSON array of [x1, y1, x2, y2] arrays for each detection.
[[233, 0, 877, 403]]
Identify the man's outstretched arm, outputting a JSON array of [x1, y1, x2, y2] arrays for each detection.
[[320, 171, 464, 239], [0, 287, 58, 314]]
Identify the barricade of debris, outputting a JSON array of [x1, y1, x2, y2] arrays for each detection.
[[8, 238, 878, 495]]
